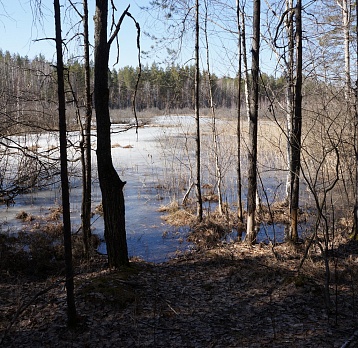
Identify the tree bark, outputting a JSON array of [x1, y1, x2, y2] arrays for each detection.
[[245, 0, 260, 244], [195, 0, 203, 222], [54, 0, 77, 326], [285, 0, 295, 206], [339, 0, 352, 100], [353, 0, 358, 239], [236, 0, 244, 226], [81, 0, 92, 259], [204, 1, 223, 216], [290, 0, 303, 242], [240, 8, 251, 122], [94, 0, 129, 267]]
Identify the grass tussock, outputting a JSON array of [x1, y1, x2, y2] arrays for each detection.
[[15, 211, 35, 222], [47, 206, 62, 221], [159, 202, 196, 227], [188, 218, 230, 247], [95, 202, 103, 216], [158, 200, 180, 213], [159, 201, 245, 248], [112, 143, 134, 149], [257, 201, 309, 225]]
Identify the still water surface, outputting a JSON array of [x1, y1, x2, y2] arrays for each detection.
[[0, 115, 296, 263]]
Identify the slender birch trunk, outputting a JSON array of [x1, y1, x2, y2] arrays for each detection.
[[236, 0, 244, 225], [285, 0, 294, 206], [240, 9, 251, 122], [353, 0, 358, 239], [337, 0, 352, 100], [289, 0, 303, 242], [204, 0, 223, 216], [245, 0, 260, 244]]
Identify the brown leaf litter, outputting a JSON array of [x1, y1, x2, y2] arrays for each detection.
[[1, 234, 358, 347]]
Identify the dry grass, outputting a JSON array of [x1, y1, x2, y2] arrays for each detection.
[[159, 201, 196, 227], [159, 201, 246, 248], [15, 211, 35, 222], [27, 145, 41, 152], [111, 143, 133, 149], [47, 206, 62, 221], [257, 200, 309, 225], [158, 200, 180, 213], [109, 108, 161, 125]]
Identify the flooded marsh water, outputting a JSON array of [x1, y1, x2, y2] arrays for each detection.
[[0, 115, 312, 263]]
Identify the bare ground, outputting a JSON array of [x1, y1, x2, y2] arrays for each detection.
[[1, 234, 358, 348]]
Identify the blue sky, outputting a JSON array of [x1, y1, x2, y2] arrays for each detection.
[[0, 1, 278, 77], [1, 1, 152, 68]]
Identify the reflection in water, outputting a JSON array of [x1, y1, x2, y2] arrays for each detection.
[[225, 223, 305, 245]]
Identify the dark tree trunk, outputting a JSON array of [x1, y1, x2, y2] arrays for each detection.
[[195, 0, 203, 222], [290, 0, 302, 242], [54, 0, 77, 326], [94, 0, 129, 267], [245, 0, 260, 244], [81, 0, 92, 258]]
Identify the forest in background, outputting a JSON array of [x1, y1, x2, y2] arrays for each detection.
[[0, 48, 285, 128]]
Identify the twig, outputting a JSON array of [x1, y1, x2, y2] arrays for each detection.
[[341, 329, 358, 348], [182, 181, 194, 206]]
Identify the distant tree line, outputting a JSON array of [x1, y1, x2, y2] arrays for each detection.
[[0, 49, 288, 127], [111, 63, 286, 111]]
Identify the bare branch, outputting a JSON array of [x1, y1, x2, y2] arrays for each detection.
[[108, 4, 130, 47], [126, 11, 141, 132]]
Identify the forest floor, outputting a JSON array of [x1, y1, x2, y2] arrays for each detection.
[[1, 231, 358, 347]]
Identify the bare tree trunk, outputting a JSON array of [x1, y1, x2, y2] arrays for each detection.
[[338, 0, 352, 100], [353, 0, 358, 239], [285, 0, 294, 206], [240, 8, 251, 122], [245, 0, 260, 244], [94, 0, 129, 267], [54, 0, 77, 326], [81, 0, 92, 258], [290, 0, 303, 242], [204, 0, 223, 216], [195, 0, 203, 221], [236, 0, 244, 226]]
